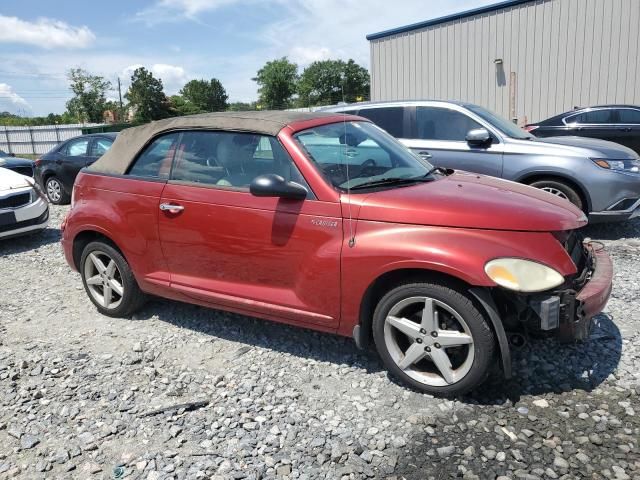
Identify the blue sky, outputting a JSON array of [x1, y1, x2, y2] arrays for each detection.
[[0, 0, 494, 116]]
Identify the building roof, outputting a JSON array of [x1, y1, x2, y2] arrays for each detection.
[[88, 110, 351, 175], [366, 0, 535, 40]]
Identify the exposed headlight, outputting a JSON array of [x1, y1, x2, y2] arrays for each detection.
[[484, 258, 565, 292], [592, 158, 640, 173]]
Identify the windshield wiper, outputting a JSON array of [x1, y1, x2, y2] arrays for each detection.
[[349, 176, 432, 190]]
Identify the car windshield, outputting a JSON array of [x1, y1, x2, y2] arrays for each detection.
[[467, 105, 533, 140], [294, 121, 433, 191]]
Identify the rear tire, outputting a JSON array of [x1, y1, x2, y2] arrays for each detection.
[[372, 281, 495, 396], [529, 179, 583, 211], [80, 241, 146, 317], [45, 176, 70, 205]]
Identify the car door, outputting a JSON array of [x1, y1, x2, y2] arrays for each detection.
[[614, 108, 640, 154], [157, 130, 343, 328], [405, 106, 504, 177], [59, 137, 91, 188], [565, 109, 618, 143], [88, 137, 114, 166]]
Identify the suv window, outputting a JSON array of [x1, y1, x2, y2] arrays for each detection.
[[65, 138, 89, 156], [616, 109, 640, 124], [170, 130, 310, 191], [91, 138, 113, 156], [416, 107, 482, 141], [355, 107, 405, 138], [128, 132, 180, 178], [566, 109, 613, 124]]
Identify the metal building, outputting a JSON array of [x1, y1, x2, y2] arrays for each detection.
[[367, 0, 640, 123]]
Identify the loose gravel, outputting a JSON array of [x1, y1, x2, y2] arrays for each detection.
[[0, 205, 638, 480]]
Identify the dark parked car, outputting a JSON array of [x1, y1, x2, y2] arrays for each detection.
[[0, 150, 34, 177], [526, 105, 640, 155], [61, 111, 612, 395], [35, 133, 117, 204]]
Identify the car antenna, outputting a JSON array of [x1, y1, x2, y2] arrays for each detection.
[[340, 76, 356, 248]]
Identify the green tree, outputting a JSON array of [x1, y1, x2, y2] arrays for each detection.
[[253, 57, 298, 109], [125, 67, 170, 123], [297, 59, 370, 107], [168, 95, 203, 116], [65, 68, 112, 123], [227, 101, 258, 111], [180, 78, 228, 112]]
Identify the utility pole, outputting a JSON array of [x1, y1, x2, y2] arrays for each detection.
[[117, 77, 123, 109]]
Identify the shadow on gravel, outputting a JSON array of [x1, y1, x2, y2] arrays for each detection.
[[582, 217, 640, 240], [0, 226, 61, 255], [134, 299, 621, 403], [463, 314, 622, 404], [134, 299, 384, 374]]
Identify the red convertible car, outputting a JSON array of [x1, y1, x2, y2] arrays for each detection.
[[61, 111, 612, 395]]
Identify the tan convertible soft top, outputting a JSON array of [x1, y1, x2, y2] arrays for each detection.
[[88, 110, 344, 175]]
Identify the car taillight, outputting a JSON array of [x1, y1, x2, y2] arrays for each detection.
[[524, 125, 539, 132], [34, 158, 42, 167]]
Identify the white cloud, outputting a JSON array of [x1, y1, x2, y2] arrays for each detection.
[[0, 15, 95, 49], [0, 83, 31, 114], [121, 63, 190, 95], [135, 0, 242, 24], [289, 46, 331, 65]]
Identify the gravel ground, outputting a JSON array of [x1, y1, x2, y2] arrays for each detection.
[[0, 205, 638, 480]]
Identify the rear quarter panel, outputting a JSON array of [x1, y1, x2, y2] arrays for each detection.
[[64, 172, 169, 289]]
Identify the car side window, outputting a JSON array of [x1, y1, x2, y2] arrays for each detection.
[[567, 110, 613, 124], [616, 109, 640, 124], [170, 130, 311, 192], [128, 132, 180, 179], [66, 139, 89, 156], [416, 107, 482, 141], [355, 107, 405, 138], [91, 138, 113, 156]]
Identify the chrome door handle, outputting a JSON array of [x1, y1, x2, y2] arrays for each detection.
[[159, 203, 184, 213], [418, 151, 432, 159]]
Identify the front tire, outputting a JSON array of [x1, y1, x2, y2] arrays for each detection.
[[529, 179, 583, 211], [373, 281, 495, 396], [45, 176, 70, 205], [80, 241, 146, 317]]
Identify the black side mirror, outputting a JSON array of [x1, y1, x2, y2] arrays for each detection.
[[466, 128, 492, 147], [250, 174, 307, 200]]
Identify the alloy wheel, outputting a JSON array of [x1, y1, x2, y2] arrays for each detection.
[[540, 186, 569, 200], [383, 296, 474, 387], [83, 251, 124, 310], [46, 178, 62, 203]]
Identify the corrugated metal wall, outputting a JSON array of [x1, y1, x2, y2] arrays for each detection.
[[369, 0, 640, 123], [0, 124, 100, 155]]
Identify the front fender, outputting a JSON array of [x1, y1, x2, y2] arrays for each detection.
[[338, 221, 575, 336]]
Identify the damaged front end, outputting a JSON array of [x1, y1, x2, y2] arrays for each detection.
[[494, 232, 613, 343]]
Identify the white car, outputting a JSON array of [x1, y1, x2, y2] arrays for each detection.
[[0, 167, 49, 240]]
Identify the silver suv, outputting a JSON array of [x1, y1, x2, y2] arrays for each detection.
[[324, 101, 640, 222]]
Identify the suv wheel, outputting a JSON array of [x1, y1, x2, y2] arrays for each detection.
[[45, 176, 70, 205], [373, 281, 495, 396], [529, 179, 583, 211], [80, 241, 146, 317]]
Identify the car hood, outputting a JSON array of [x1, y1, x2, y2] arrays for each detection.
[[0, 167, 32, 191], [353, 171, 587, 232], [0, 156, 33, 167], [530, 135, 639, 159]]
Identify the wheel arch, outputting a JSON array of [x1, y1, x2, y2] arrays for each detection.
[[516, 171, 592, 212], [355, 268, 511, 378], [72, 229, 127, 272]]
